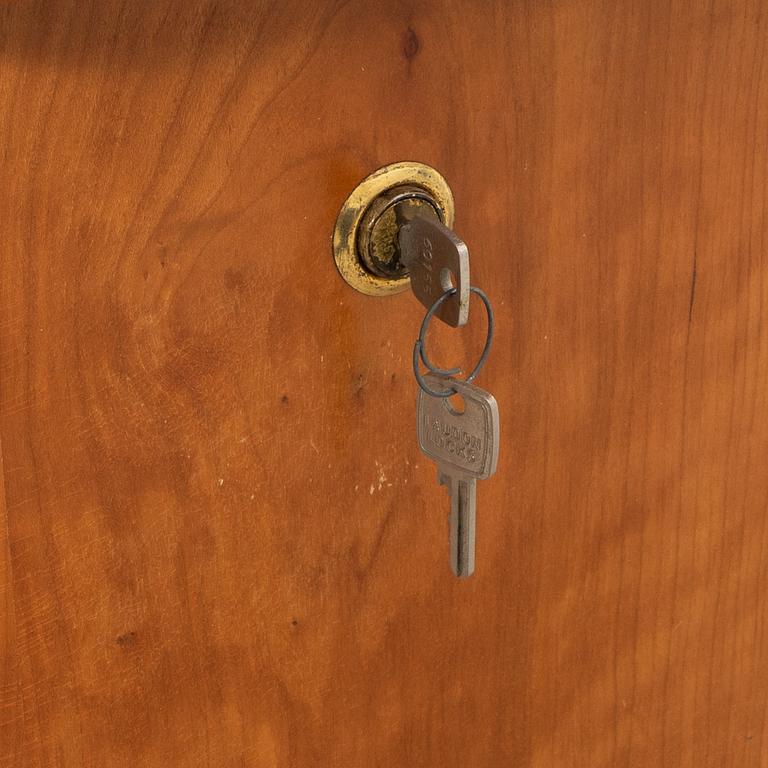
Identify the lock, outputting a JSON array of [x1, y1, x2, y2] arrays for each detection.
[[332, 162, 455, 296]]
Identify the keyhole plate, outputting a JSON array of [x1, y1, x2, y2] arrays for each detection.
[[332, 162, 455, 296]]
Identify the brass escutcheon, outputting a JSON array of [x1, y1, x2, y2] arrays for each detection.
[[332, 162, 455, 296]]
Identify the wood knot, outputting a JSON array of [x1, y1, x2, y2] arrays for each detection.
[[402, 27, 420, 61]]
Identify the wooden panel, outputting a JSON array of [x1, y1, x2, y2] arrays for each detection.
[[1, 1, 767, 765]]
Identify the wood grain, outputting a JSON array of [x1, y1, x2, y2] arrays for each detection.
[[1, 1, 767, 765]]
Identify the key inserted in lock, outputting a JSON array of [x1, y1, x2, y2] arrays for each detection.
[[333, 162, 469, 326], [332, 162, 455, 297], [399, 215, 470, 327]]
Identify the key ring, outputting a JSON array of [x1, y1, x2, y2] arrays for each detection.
[[413, 286, 494, 397]]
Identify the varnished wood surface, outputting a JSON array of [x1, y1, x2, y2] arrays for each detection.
[[1, 2, 767, 766]]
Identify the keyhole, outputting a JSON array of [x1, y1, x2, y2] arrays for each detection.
[[440, 268, 455, 293]]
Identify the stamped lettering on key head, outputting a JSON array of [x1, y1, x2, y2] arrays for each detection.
[[423, 416, 483, 465], [418, 235, 435, 295]]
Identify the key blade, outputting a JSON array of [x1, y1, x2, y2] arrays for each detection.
[[399, 216, 470, 327], [448, 476, 476, 578]]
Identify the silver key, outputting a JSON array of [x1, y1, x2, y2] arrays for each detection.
[[416, 373, 500, 577], [399, 215, 470, 327]]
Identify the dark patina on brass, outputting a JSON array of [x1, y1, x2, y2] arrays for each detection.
[[357, 185, 442, 279]]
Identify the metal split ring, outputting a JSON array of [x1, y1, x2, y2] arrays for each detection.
[[413, 286, 494, 397]]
